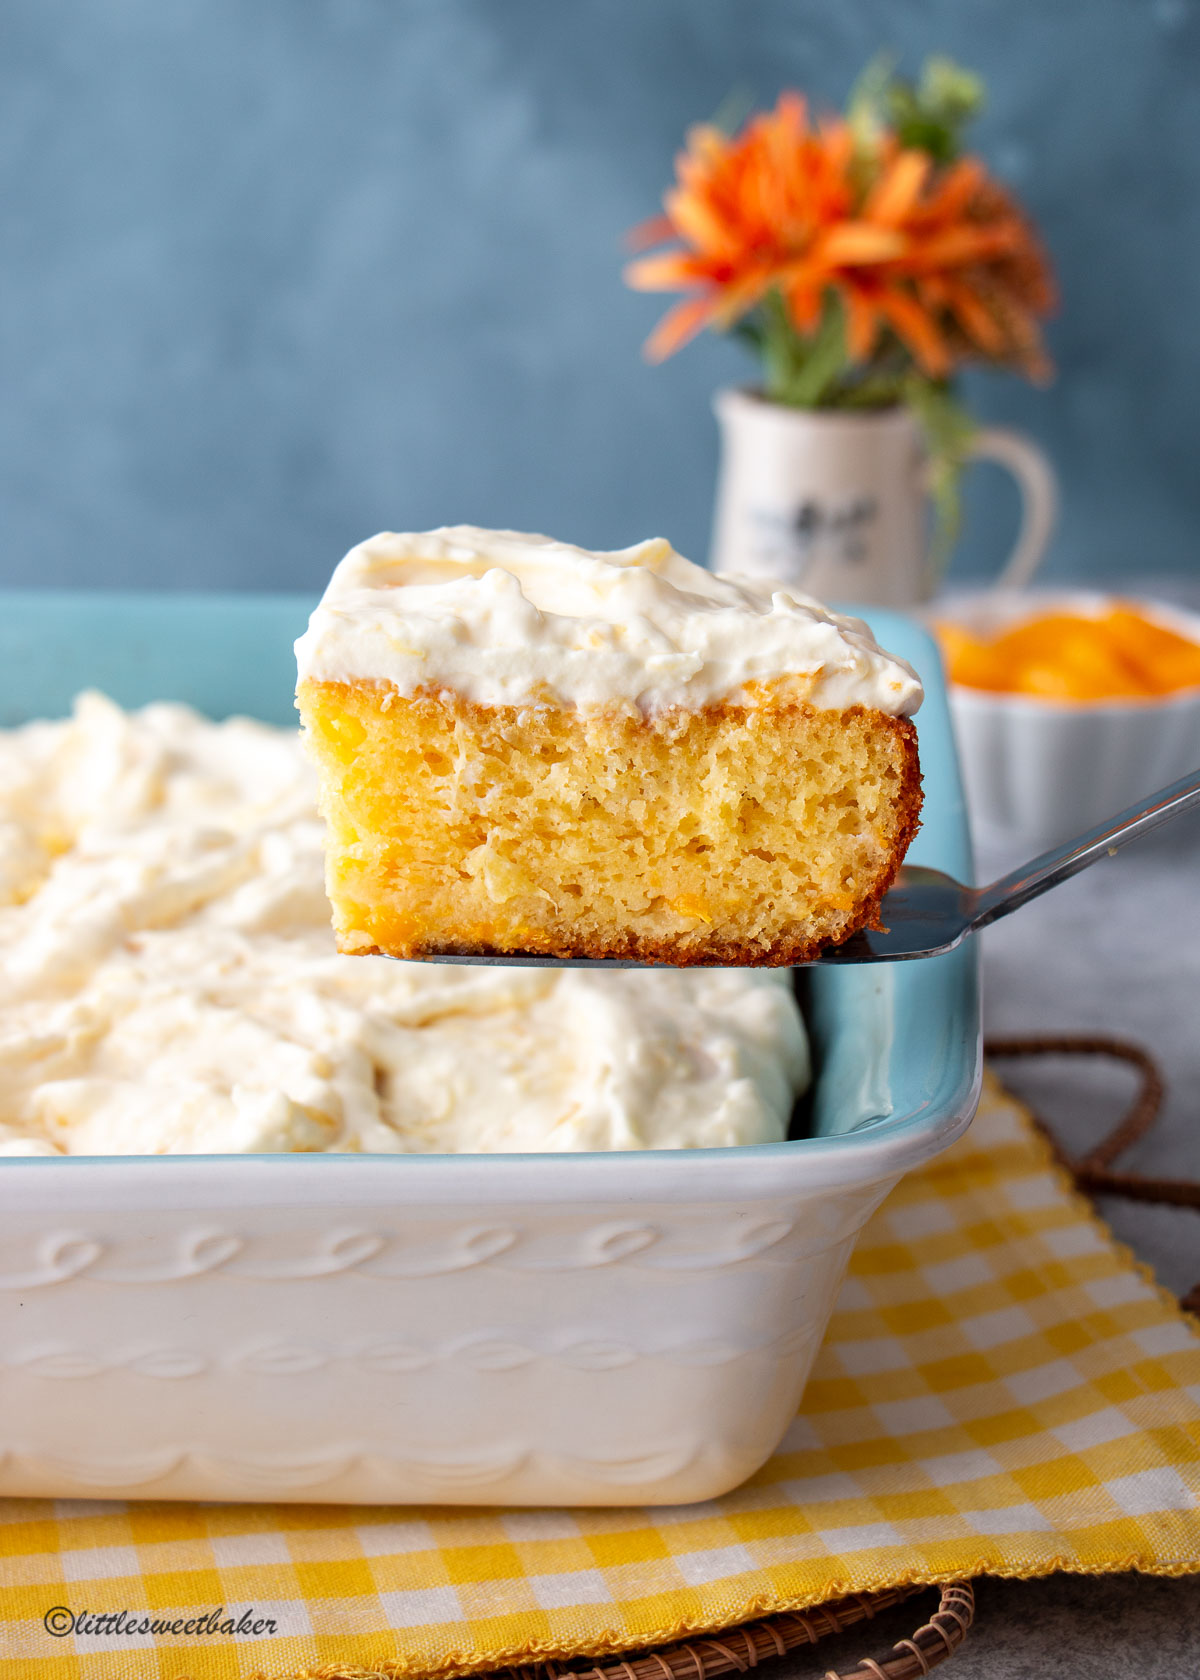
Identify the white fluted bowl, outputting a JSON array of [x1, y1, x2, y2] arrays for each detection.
[[933, 590, 1200, 849]]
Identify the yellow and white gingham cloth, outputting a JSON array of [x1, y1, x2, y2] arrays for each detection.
[[2, 1070, 1198, 1680]]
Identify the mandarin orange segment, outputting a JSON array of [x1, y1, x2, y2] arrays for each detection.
[[1105, 607, 1200, 694], [935, 605, 1200, 702], [933, 622, 1011, 692]]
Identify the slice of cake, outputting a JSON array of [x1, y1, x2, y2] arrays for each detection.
[[295, 527, 923, 966]]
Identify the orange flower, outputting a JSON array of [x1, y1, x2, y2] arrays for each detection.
[[626, 93, 1055, 380]]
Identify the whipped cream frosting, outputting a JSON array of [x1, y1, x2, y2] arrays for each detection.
[[295, 527, 923, 715], [0, 694, 808, 1156]]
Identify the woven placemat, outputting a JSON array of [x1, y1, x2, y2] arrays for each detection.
[[497, 1583, 974, 1680]]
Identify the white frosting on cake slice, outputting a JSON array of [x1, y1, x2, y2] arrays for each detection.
[[295, 527, 923, 716]]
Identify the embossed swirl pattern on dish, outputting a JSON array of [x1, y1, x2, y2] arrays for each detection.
[[2, 1322, 819, 1380], [0, 1213, 870, 1289]]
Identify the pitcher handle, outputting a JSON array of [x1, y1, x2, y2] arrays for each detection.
[[968, 427, 1058, 590]]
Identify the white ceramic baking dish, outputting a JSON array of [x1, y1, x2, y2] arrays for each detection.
[[0, 594, 980, 1506]]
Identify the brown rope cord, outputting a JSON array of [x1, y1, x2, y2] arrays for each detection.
[[985, 1034, 1200, 1310], [984, 1034, 1166, 1172], [493, 1584, 973, 1680]]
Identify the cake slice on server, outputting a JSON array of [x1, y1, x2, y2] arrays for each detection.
[[295, 527, 923, 966]]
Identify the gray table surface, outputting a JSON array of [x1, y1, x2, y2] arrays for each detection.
[[781, 580, 1200, 1676]]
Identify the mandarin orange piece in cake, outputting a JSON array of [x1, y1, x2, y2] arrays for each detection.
[[295, 528, 923, 966]]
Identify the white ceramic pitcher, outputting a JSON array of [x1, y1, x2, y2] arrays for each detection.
[[710, 388, 1057, 606]]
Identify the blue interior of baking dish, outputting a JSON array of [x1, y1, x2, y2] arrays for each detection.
[[0, 591, 978, 1153]]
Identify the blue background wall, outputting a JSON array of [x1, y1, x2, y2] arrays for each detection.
[[2, 0, 1197, 592]]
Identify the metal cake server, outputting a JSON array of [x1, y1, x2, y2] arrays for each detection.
[[416, 765, 1200, 970]]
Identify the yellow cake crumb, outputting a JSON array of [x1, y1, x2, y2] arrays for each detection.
[[297, 678, 922, 966]]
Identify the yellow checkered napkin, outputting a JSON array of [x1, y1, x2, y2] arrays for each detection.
[[3, 1070, 1199, 1680]]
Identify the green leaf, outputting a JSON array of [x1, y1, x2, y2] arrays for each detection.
[[837, 368, 909, 409], [847, 49, 897, 159], [847, 52, 985, 167], [919, 57, 986, 133], [710, 82, 757, 137], [760, 290, 851, 408], [893, 56, 984, 162], [904, 375, 977, 578]]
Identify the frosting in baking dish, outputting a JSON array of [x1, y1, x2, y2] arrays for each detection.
[[0, 693, 809, 1155], [295, 527, 923, 715]]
